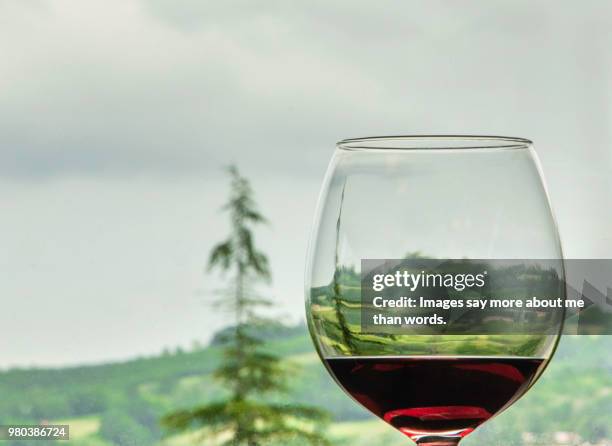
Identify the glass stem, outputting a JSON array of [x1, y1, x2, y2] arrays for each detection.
[[417, 438, 460, 446]]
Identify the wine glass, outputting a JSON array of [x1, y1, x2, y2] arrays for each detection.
[[305, 136, 564, 445]]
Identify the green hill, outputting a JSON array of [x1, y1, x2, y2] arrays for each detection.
[[0, 327, 610, 445]]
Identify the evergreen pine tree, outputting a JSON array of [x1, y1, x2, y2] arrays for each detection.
[[162, 166, 330, 446]]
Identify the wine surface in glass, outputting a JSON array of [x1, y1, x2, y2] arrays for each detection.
[[324, 356, 546, 443]]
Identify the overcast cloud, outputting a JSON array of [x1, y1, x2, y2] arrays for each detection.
[[1, 0, 611, 366]]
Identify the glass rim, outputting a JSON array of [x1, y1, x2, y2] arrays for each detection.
[[337, 135, 533, 151]]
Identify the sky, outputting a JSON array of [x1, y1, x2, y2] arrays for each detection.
[[1, 0, 611, 367]]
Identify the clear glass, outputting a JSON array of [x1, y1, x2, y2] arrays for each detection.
[[305, 136, 564, 445]]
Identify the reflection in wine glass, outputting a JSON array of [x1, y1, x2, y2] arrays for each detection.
[[305, 136, 564, 445]]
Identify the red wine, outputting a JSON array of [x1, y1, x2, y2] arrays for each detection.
[[324, 356, 546, 443]]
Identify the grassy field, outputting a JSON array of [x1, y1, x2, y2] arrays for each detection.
[[0, 327, 610, 445]]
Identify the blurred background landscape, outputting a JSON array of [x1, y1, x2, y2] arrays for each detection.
[[0, 1, 610, 445], [0, 326, 610, 445]]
